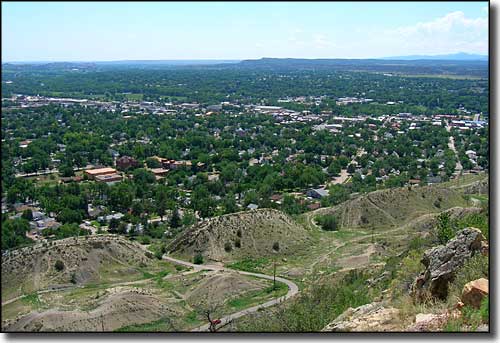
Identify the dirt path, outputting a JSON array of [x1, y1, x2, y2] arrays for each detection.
[[1, 270, 168, 307], [162, 255, 299, 332]]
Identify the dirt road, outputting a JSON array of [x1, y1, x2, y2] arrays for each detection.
[[162, 255, 299, 332]]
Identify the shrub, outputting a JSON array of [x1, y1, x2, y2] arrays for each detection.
[[139, 235, 151, 245], [193, 253, 204, 264], [436, 212, 454, 244], [154, 250, 163, 260], [237, 270, 373, 332], [272, 242, 280, 252], [54, 260, 65, 272], [316, 214, 338, 231]]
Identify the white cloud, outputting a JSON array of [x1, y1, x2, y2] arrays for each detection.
[[383, 11, 488, 55], [394, 11, 487, 35]]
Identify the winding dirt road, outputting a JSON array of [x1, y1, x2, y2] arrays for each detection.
[[162, 255, 299, 332]]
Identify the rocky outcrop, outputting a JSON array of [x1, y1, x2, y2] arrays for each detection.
[[322, 302, 401, 332], [457, 178, 489, 195], [406, 309, 462, 332], [461, 278, 488, 308], [412, 227, 485, 300]]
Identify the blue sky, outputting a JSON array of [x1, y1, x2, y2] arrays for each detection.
[[2, 1, 489, 61]]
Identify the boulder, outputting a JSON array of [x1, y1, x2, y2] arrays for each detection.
[[412, 227, 485, 300], [322, 302, 401, 332], [407, 313, 447, 332], [407, 309, 461, 332], [461, 278, 488, 308]]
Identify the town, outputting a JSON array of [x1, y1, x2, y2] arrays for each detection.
[[2, 91, 488, 243]]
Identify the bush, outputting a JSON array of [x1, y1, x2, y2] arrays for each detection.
[[436, 212, 454, 244], [154, 250, 163, 260], [54, 260, 65, 272], [193, 253, 204, 264], [316, 214, 338, 231], [272, 242, 280, 252], [139, 235, 151, 245]]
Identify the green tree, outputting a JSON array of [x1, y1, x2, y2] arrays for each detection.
[[437, 212, 454, 244]]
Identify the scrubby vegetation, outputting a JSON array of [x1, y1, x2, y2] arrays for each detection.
[[315, 214, 338, 231], [237, 270, 376, 331]]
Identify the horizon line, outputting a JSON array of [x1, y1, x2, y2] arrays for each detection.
[[2, 53, 489, 64]]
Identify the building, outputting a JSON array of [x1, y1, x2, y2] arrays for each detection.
[[247, 203, 259, 210], [307, 202, 321, 211], [150, 168, 169, 179], [307, 188, 330, 199], [116, 156, 139, 170], [85, 167, 117, 180], [95, 173, 123, 185]]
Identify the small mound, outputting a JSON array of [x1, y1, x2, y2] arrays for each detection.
[[2, 235, 154, 301], [3, 290, 178, 332], [313, 185, 468, 230], [186, 272, 267, 306], [168, 209, 312, 262]]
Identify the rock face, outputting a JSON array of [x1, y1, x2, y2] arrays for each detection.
[[412, 227, 485, 300], [322, 302, 401, 332], [461, 278, 488, 308]]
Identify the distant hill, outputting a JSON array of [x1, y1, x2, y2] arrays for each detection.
[[381, 52, 488, 61], [232, 57, 488, 77]]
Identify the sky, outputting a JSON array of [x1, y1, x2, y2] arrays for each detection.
[[2, 1, 489, 62]]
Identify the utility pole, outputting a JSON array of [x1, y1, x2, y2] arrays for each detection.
[[273, 256, 277, 290]]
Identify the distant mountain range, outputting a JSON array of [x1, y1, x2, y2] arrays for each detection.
[[381, 52, 488, 61]]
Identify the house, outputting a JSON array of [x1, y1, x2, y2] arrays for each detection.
[[150, 168, 169, 179], [19, 140, 32, 148], [307, 188, 329, 199], [207, 173, 220, 182], [247, 203, 259, 210], [98, 212, 124, 223], [85, 167, 117, 180], [465, 150, 477, 159], [427, 176, 442, 184], [88, 204, 104, 218], [95, 173, 123, 185], [307, 202, 321, 211], [116, 156, 139, 170], [270, 194, 283, 204], [206, 104, 222, 112], [249, 158, 260, 166]]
